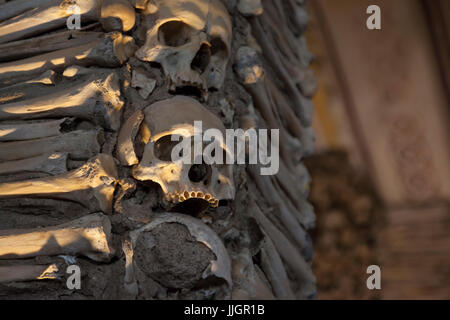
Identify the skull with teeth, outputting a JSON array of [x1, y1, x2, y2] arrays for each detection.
[[132, 96, 235, 209], [135, 0, 232, 94]]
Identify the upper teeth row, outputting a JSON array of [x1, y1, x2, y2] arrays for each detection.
[[166, 190, 219, 208]]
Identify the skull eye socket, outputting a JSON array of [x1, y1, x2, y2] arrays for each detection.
[[158, 21, 195, 47], [154, 135, 181, 161], [210, 37, 228, 58]]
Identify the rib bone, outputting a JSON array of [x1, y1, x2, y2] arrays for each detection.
[[0, 154, 118, 213], [0, 213, 114, 262]]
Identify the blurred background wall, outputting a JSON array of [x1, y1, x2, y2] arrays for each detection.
[[304, 0, 450, 299]]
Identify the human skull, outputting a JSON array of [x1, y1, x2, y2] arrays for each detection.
[[135, 0, 232, 94], [123, 213, 232, 299], [132, 96, 235, 209]]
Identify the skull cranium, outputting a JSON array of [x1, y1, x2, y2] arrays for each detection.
[[136, 0, 232, 94], [132, 96, 235, 209]]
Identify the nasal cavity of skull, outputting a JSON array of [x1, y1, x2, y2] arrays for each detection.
[[159, 21, 194, 47], [154, 135, 182, 161], [191, 43, 211, 74], [188, 163, 211, 185], [210, 37, 227, 59]]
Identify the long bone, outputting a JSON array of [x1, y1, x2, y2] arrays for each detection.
[[0, 72, 124, 131], [234, 46, 297, 171], [0, 31, 103, 62], [247, 166, 310, 252], [0, 129, 102, 162], [0, 0, 57, 22], [0, 213, 114, 262], [248, 199, 316, 299], [0, 0, 101, 44], [0, 0, 135, 43], [0, 33, 135, 86], [0, 153, 68, 177], [266, 77, 315, 156], [245, 81, 296, 171], [250, 18, 313, 127], [0, 74, 56, 105], [259, 235, 296, 300], [0, 264, 59, 283], [231, 249, 275, 300], [0, 118, 72, 142], [0, 154, 118, 213]]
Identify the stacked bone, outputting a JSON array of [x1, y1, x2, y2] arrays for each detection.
[[233, 0, 318, 299], [0, 0, 134, 297], [0, 0, 317, 300]]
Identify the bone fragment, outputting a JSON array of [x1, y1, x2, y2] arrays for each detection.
[[0, 213, 114, 262], [0, 154, 118, 213], [237, 0, 263, 16], [101, 0, 136, 32], [117, 110, 144, 166], [131, 69, 156, 99]]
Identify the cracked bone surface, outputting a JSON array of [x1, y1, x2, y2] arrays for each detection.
[[132, 96, 235, 209], [0, 213, 114, 262], [0, 154, 118, 213], [136, 0, 232, 92], [125, 213, 232, 299], [0, 70, 124, 131], [0, 33, 135, 86]]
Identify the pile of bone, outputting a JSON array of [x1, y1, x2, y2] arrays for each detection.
[[0, 0, 317, 300]]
